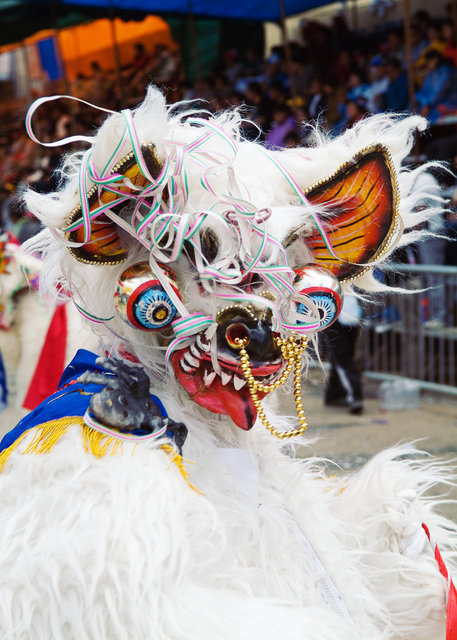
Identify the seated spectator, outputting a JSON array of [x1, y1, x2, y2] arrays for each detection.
[[383, 28, 405, 64], [222, 49, 242, 85], [425, 20, 446, 55], [326, 84, 348, 133], [150, 44, 178, 85], [242, 47, 264, 78], [328, 49, 353, 85], [268, 80, 289, 108], [307, 76, 327, 121], [416, 49, 455, 122], [264, 51, 288, 88], [383, 57, 409, 112], [72, 73, 89, 101], [441, 19, 457, 67], [364, 55, 389, 113], [346, 70, 370, 102], [410, 23, 429, 64], [330, 96, 368, 135], [299, 19, 333, 76], [265, 105, 297, 148], [414, 22, 446, 83], [345, 98, 368, 129], [131, 43, 150, 72], [413, 10, 432, 41], [244, 81, 274, 139], [288, 55, 315, 97], [410, 24, 430, 85], [86, 61, 114, 108]]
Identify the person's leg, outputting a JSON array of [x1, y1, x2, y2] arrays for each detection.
[[322, 322, 363, 413]]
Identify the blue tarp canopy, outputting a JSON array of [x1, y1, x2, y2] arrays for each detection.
[[59, 0, 334, 22], [0, 0, 336, 47]]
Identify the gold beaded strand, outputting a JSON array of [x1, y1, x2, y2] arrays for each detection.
[[234, 335, 308, 439]]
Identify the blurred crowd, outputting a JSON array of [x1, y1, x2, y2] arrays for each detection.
[[2, 8, 457, 258]]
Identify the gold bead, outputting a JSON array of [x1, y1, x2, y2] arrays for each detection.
[[232, 329, 309, 439]]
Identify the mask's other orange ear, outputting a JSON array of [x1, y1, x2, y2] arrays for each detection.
[[65, 144, 163, 265], [302, 144, 399, 282]]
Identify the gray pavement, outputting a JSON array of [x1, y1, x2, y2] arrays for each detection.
[[297, 370, 457, 470]]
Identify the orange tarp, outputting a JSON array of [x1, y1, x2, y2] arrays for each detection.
[[0, 16, 174, 81], [58, 16, 174, 80]]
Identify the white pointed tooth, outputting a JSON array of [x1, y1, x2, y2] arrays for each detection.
[[180, 358, 195, 373], [196, 334, 210, 352], [233, 375, 246, 390], [189, 343, 202, 359], [221, 370, 232, 386], [184, 352, 200, 368], [203, 369, 217, 386]]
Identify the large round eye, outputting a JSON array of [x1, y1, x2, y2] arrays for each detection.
[[114, 261, 181, 332], [292, 265, 342, 331], [132, 286, 177, 330]]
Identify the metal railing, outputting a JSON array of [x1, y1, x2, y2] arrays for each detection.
[[360, 265, 457, 394]]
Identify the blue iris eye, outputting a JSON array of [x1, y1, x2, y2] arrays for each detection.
[[133, 288, 177, 330], [296, 293, 338, 329]]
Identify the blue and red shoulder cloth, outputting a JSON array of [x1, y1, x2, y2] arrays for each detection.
[[0, 349, 168, 454]]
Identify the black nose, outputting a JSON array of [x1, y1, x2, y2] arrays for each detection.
[[216, 307, 280, 363]]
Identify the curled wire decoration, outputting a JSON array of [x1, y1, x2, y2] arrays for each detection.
[[26, 94, 353, 358]]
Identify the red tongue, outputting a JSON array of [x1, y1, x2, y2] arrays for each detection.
[[203, 374, 257, 430], [171, 352, 260, 430]]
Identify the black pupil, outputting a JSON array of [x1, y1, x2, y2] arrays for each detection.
[[153, 304, 169, 322]]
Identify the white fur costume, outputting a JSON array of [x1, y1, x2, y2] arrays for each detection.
[[0, 88, 455, 640]]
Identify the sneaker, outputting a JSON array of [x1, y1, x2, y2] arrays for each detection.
[[349, 400, 364, 415]]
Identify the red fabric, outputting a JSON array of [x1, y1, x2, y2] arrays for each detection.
[[23, 304, 68, 410], [422, 523, 457, 640], [446, 581, 457, 640]]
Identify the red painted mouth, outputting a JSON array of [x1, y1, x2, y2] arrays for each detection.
[[170, 335, 283, 430]]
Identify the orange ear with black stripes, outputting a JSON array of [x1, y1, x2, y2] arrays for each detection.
[[65, 144, 163, 265], [301, 144, 399, 282]]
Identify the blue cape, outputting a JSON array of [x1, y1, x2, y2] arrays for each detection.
[[0, 350, 167, 453]]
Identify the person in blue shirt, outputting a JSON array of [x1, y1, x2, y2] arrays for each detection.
[[416, 49, 455, 122], [383, 57, 410, 112]]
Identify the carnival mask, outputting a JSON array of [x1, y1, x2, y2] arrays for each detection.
[[28, 94, 400, 436]]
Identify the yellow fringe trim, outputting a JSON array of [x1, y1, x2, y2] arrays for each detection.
[[0, 429, 31, 472], [160, 443, 204, 495], [81, 424, 123, 459], [0, 417, 77, 472], [0, 419, 203, 494], [23, 417, 77, 454]]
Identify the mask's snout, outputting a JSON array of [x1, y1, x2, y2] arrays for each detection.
[[216, 307, 281, 366]]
